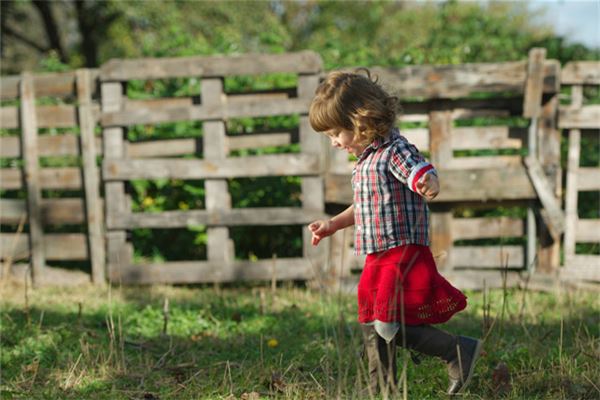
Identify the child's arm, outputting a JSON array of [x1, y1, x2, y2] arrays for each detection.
[[389, 136, 439, 200], [308, 205, 354, 246]]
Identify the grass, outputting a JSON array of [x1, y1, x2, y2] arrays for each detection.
[[0, 280, 598, 399]]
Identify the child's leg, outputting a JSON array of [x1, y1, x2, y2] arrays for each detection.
[[397, 325, 482, 395], [360, 324, 397, 396]]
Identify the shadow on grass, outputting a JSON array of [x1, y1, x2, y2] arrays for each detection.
[[1, 285, 599, 399]]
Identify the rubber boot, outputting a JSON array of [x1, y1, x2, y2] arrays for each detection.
[[360, 325, 397, 397], [397, 325, 482, 395]]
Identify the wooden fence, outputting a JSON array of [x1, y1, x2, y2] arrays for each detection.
[[326, 49, 566, 289], [0, 70, 103, 285], [0, 50, 598, 288], [560, 62, 600, 283]]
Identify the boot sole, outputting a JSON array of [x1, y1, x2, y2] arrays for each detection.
[[455, 339, 483, 395]]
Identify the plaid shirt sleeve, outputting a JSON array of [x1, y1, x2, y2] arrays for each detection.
[[388, 136, 437, 193]]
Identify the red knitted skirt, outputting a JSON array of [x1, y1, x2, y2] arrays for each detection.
[[357, 245, 467, 325]]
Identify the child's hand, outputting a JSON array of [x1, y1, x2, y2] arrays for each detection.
[[308, 220, 335, 246], [416, 173, 439, 201]]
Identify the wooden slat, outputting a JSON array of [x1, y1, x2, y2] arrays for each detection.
[[20, 73, 46, 283], [228, 132, 292, 151], [0, 105, 101, 129], [103, 154, 320, 181], [448, 156, 522, 169], [523, 48, 546, 118], [0, 167, 82, 190], [325, 167, 536, 204], [452, 217, 523, 240], [561, 62, 600, 85], [77, 69, 105, 284], [0, 233, 88, 260], [453, 246, 524, 268], [441, 270, 523, 290], [110, 258, 314, 284], [575, 219, 600, 242], [101, 80, 129, 274], [365, 60, 559, 99], [451, 127, 526, 150], [101, 98, 310, 127], [578, 167, 600, 190], [127, 138, 199, 158], [0, 134, 103, 158], [110, 208, 327, 230], [100, 51, 322, 81], [524, 156, 565, 240], [0, 70, 99, 100], [561, 259, 600, 281], [559, 105, 600, 129], [202, 77, 234, 268], [563, 87, 583, 261], [0, 198, 102, 225]]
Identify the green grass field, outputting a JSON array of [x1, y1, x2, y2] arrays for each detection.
[[1, 281, 598, 399]]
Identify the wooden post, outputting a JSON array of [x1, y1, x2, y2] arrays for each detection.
[[201, 77, 234, 280], [76, 69, 105, 284], [298, 74, 327, 279], [429, 111, 453, 270], [101, 80, 130, 282], [522, 48, 546, 273], [20, 72, 46, 286], [563, 85, 583, 264]]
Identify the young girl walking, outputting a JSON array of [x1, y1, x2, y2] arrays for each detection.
[[307, 70, 483, 396]]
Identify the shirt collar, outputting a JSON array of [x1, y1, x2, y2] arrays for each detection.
[[371, 127, 399, 149]]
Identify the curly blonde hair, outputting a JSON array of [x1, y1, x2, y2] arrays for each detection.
[[308, 69, 399, 146]]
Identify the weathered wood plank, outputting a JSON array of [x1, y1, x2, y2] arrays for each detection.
[[451, 127, 526, 150], [441, 270, 523, 290], [228, 132, 292, 151], [0, 104, 101, 129], [453, 245, 524, 268], [5, 264, 91, 286], [77, 69, 105, 284], [0, 198, 103, 225], [364, 60, 559, 99], [101, 81, 129, 273], [0, 167, 82, 190], [429, 110, 453, 167], [0, 233, 88, 260], [202, 77, 234, 267], [0, 70, 99, 100], [447, 155, 522, 170], [103, 154, 320, 180], [0, 134, 103, 158], [20, 73, 46, 284], [110, 258, 315, 284], [452, 217, 523, 240], [575, 219, 600, 242], [325, 167, 536, 204], [559, 105, 600, 129], [100, 51, 322, 81], [561, 62, 600, 85], [124, 132, 293, 158], [578, 167, 600, 190], [560, 260, 600, 281], [101, 98, 310, 127], [523, 48, 546, 118], [109, 208, 328, 230], [563, 86, 583, 261], [524, 156, 566, 240]]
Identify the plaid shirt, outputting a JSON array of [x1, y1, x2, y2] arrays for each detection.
[[352, 128, 435, 255]]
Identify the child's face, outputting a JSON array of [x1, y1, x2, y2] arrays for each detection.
[[326, 128, 367, 157]]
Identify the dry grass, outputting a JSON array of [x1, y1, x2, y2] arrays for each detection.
[[1, 280, 598, 399]]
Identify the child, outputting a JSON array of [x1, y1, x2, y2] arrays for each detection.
[[307, 70, 482, 396]]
